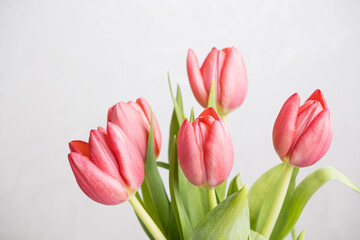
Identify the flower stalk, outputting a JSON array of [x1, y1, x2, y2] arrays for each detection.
[[128, 195, 167, 240], [208, 187, 218, 210]]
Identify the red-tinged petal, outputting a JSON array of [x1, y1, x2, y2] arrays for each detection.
[[307, 89, 327, 109], [273, 93, 300, 159], [219, 47, 248, 114], [97, 126, 107, 134], [68, 152, 128, 205], [136, 98, 162, 158], [289, 109, 333, 167], [107, 122, 144, 192], [110, 102, 149, 160], [69, 141, 90, 158], [187, 49, 208, 108], [89, 130, 121, 180], [200, 47, 219, 94], [107, 105, 114, 122], [203, 120, 234, 187], [177, 119, 205, 187], [199, 107, 220, 121]]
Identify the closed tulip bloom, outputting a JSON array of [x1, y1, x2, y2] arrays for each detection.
[[68, 122, 144, 205], [273, 89, 333, 167], [187, 47, 248, 116], [107, 97, 161, 159], [177, 107, 234, 188]]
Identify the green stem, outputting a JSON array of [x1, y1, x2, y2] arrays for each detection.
[[291, 227, 297, 240], [208, 187, 217, 210], [261, 163, 294, 238], [128, 195, 167, 240]]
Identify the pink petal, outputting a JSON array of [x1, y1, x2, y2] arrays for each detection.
[[110, 102, 149, 160], [273, 93, 300, 159], [290, 109, 333, 167], [200, 47, 219, 94], [187, 49, 208, 108], [306, 89, 327, 109], [177, 119, 205, 187], [69, 141, 90, 158], [199, 107, 220, 121], [107, 122, 144, 192], [68, 152, 128, 205], [219, 47, 248, 114], [136, 98, 162, 158], [203, 120, 234, 187], [88, 129, 121, 180]]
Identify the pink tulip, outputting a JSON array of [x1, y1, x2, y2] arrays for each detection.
[[273, 89, 333, 167], [68, 122, 144, 205], [107, 97, 162, 160], [187, 47, 248, 116], [177, 107, 234, 188]]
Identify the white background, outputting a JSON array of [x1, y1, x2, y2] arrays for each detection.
[[1, 0, 359, 239]]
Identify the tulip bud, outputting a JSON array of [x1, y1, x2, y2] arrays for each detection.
[[272, 89, 333, 167], [177, 107, 234, 188], [107, 97, 162, 160], [187, 47, 248, 116], [68, 123, 144, 205]]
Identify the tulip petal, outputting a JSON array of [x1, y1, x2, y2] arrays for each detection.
[[290, 109, 333, 167], [136, 98, 162, 157], [68, 152, 128, 205], [201, 48, 219, 93], [110, 102, 149, 160], [177, 119, 205, 187], [187, 49, 208, 108], [199, 107, 220, 121], [107, 122, 144, 192], [204, 120, 234, 187], [306, 89, 327, 109], [219, 47, 248, 114], [89, 129, 121, 180], [273, 93, 300, 159], [69, 141, 90, 158]]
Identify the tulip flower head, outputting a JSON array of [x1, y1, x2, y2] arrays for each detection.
[[177, 107, 234, 188], [107, 97, 162, 160], [273, 89, 333, 167], [187, 47, 248, 116], [68, 123, 144, 205]]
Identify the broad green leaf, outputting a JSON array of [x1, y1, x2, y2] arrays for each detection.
[[250, 230, 268, 240], [189, 185, 250, 240], [142, 113, 171, 236], [169, 137, 192, 240], [207, 80, 217, 112], [215, 180, 227, 203], [248, 163, 283, 230], [271, 167, 360, 240], [168, 84, 184, 160], [296, 230, 306, 240], [227, 173, 244, 197]]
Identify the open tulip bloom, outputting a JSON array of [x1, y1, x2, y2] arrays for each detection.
[[68, 47, 360, 240]]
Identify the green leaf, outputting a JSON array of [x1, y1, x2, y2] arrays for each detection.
[[271, 167, 360, 240], [227, 173, 243, 197], [142, 112, 171, 236], [190, 107, 195, 122], [250, 230, 268, 240], [168, 83, 184, 161], [296, 230, 306, 240], [169, 137, 193, 240], [215, 180, 227, 203], [157, 161, 169, 169], [189, 185, 250, 240], [248, 163, 283, 231], [168, 73, 185, 125], [207, 80, 217, 112]]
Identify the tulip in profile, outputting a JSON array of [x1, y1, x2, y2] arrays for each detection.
[[68, 122, 144, 205], [107, 97, 162, 160], [187, 47, 248, 116], [177, 107, 234, 188], [273, 89, 333, 167]]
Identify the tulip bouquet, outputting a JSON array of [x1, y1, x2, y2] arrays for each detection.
[[68, 47, 360, 240]]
